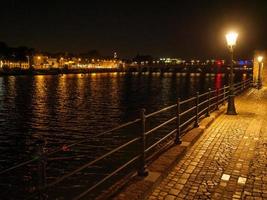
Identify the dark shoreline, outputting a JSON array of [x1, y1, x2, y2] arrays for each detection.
[[0, 68, 122, 76], [0, 65, 253, 76]]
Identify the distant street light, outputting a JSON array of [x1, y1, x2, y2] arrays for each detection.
[[257, 56, 263, 89], [225, 31, 238, 115]]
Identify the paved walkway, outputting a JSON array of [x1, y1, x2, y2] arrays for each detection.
[[148, 87, 267, 200]]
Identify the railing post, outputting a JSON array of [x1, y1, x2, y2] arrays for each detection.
[[36, 138, 47, 200], [138, 109, 148, 177], [216, 89, 219, 110], [194, 92, 199, 127], [175, 98, 182, 144], [206, 88, 211, 117], [223, 85, 226, 105]]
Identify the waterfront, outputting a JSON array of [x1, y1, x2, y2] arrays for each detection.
[[0, 72, 249, 199]]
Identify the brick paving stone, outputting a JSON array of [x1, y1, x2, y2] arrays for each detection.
[[148, 88, 267, 200]]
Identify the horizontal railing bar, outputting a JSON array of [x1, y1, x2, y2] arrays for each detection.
[[210, 89, 218, 93], [180, 115, 196, 128], [47, 137, 140, 188], [73, 155, 140, 200], [145, 116, 177, 136], [234, 82, 242, 87], [210, 96, 217, 101], [47, 118, 141, 156], [0, 118, 141, 174], [146, 104, 176, 118], [0, 157, 39, 175], [180, 106, 196, 117], [198, 99, 209, 107], [218, 92, 225, 97], [200, 103, 210, 112], [210, 102, 218, 108], [218, 87, 225, 91], [145, 129, 177, 153], [180, 96, 196, 105], [234, 80, 249, 87], [218, 99, 225, 104], [198, 91, 209, 98], [198, 107, 208, 116], [235, 85, 243, 89]]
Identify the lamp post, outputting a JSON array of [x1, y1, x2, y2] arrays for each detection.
[[257, 56, 263, 89], [226, 32, 238, 115]]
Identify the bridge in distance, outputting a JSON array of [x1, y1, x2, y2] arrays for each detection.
[[124, 63, 253, 74]]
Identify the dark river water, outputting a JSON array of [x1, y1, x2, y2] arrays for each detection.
[[0, 72, 250, 199]]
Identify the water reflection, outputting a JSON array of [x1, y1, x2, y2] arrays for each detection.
[[0, 73, 249, 165], [215, 74, 223, 89]]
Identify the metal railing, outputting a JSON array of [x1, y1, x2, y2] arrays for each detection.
[[0, 78, 252, 200]]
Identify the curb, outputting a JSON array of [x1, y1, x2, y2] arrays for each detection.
[[113, 106, 226, 200]]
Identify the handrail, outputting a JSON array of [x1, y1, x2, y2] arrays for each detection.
[[180, 96, 196, 105], [1, 78, 252, 200], [198, 91, 209, 98], [180, 115, 196, 128], [0, 118, 141, 174], [145, 128, 177, 153], [198, 99, 209, 107], [145, 116, 177, 136], [146, 104, 176, 118], [73, 155, 141, 200], [180, 106, 196, 117], [47, 136, 140, 188], [0, 157, 39, 175], [47, 118, 141, 156], [199, 107, 208, 116]]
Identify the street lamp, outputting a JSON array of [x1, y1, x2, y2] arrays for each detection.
[[225, 31, 238, 115], [257, 56, 263, 89]]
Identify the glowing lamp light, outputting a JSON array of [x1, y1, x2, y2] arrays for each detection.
[[257, 56, 263, 63], [226, 32, 238, 47]]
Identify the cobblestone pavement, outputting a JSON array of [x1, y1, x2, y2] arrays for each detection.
[[148, 88, 267, 200]]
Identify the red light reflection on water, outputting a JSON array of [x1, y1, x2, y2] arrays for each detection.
[[215, 73, 222, 89]]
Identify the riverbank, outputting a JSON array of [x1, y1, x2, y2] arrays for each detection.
[[0, 65, 252, 76], [0, 68, 121, 76]]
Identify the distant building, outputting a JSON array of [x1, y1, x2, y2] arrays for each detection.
[[32, 55, 48, 69], [159, 58, 183, 64], [33, 55, 62, 69], [46, 58, 59, 68], [1, 60, 29, 69]]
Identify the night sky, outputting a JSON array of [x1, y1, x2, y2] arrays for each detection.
[[1, 0, 267, 59]]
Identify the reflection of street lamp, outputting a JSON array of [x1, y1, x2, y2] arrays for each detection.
[[226, 31, 238, 115], [257, 56, 263, 89], [26, 56, 30, 69]]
